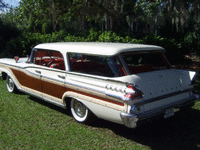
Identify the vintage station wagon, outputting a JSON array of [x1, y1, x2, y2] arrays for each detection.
[[0, 42, 198, 128]]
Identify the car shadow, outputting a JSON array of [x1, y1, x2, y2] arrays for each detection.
[[28, 96, 200, 150], [90, 108, 200, 150], [28, 96, 69, 115]]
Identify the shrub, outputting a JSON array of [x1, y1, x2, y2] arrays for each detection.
[[98, 31, 142, 43], [182, 32, 200, 55], [98, 31, 117, 42], [3, 28, 199, 62], [64, 34, 86, 42], [85, 28, 101, 42]]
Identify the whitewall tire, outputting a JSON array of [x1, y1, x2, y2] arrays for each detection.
[[6, 75, 17, 93], [70, 98, 92, 123]]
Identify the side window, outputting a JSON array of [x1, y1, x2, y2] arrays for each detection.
[[32, 49, 65, 70], [68, 53, 125, 77]]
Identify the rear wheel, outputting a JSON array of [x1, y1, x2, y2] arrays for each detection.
[[70, 98, 92, 123], [6, 75, 17, 93]]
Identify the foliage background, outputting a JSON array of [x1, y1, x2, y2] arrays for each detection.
[[0, 0, 199, 64]]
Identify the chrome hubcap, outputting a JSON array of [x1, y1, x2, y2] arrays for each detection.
[[74, 100, 86, 118], [7, 77, 14, 91]]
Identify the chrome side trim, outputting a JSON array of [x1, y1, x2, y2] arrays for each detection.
[[0, 62, 24, 69], [25, 69, 41, 77], [66, 79, 105, 94], [24, 69, 66, 84], [19, 89, 66, 109], [65, 80, 126, 104]]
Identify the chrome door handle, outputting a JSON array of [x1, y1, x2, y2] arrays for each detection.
[[58, 75, 65, 79], [35, 70, 41, 74]]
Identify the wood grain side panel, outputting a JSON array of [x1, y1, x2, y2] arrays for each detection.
[[11, 69, 42, 92], [42, 81, 66, 99], [11, 68, 124, 106]]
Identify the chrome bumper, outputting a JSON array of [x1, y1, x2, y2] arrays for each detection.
[[120, 94, 199, 128], [120, 113, 138, 128]]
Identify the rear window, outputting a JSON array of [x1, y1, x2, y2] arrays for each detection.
[[68, 53, 125, 77], [122, 52, 171, 74]]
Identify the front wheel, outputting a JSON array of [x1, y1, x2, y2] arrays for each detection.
[[6, 75, 18, 93], [70, 98, 93, 123]]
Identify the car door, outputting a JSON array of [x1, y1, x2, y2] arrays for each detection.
[[22, 64, 43, 94], [39, 50, 66, 103], [19, 49, 47, 96]]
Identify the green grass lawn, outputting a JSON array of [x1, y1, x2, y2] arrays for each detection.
[[0, 77, 200, 150]]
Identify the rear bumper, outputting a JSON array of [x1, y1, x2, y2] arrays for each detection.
[[120, 94, 199, 128], [120, 113, 138, 128]]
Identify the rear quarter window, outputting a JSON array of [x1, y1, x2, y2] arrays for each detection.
[[122, 52, 171, 74]]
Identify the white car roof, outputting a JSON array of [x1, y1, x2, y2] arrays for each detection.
[[34, 42, 165, 56]]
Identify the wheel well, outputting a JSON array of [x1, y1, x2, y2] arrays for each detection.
[[64, 97, 72, 114], [2, 72, 7, 80], [64, 97, 71, 106]]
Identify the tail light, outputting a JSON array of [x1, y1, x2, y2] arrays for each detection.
[[123, 84, 143, 102]]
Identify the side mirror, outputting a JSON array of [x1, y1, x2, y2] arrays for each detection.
[[14, 56, 19, 62]]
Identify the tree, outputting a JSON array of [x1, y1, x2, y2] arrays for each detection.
[[0, 0, 7, 9], [0, 0, 21, 56]]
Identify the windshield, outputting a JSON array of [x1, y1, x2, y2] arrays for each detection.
[[122, 52, 171, 74]]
